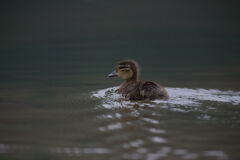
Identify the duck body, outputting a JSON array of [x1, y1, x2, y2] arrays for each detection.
[[119, 80, 169, 100], [108, 60, 169, 101]]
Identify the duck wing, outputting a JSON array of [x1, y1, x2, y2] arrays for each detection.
[[139, 81, 169, 100]]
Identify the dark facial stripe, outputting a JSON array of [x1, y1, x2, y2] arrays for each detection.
[[118, 64, 130, 69]]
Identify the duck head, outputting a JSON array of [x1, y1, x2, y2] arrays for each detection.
[[108, 60, 140, 82]]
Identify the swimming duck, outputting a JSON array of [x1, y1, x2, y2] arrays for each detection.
[[108, 60, 169, 100]]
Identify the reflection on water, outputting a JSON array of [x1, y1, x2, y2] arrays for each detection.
[[0, 144, 111, 155], [0, 143, 229, 160]]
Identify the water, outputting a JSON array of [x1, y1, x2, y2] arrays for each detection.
[[0, 48, 240, 160], [1, 1, 240, 158]]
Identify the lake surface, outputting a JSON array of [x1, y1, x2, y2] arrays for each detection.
[[0, 42, 240, 160], [1, 0, 240, 159]]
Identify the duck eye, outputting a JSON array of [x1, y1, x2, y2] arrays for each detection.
[[120, 69, 128, 72]]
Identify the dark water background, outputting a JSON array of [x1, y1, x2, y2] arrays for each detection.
[[1, 1, 240, 160]]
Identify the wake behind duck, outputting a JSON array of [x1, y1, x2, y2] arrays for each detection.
[[91, 87, 240, 109]]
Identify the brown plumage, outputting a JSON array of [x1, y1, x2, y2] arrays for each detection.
[[108, 60, 169, 100]]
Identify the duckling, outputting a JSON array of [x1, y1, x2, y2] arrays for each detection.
[[108, 60, 169, 100]]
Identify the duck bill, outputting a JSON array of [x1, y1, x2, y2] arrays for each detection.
[[108, 70, 118, 78]]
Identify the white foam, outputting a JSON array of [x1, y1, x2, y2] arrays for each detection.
[[91, 87, 240, 109], [150, 136, 167, 143]]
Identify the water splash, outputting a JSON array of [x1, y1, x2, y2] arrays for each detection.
[[91, 87, 240, 109]]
